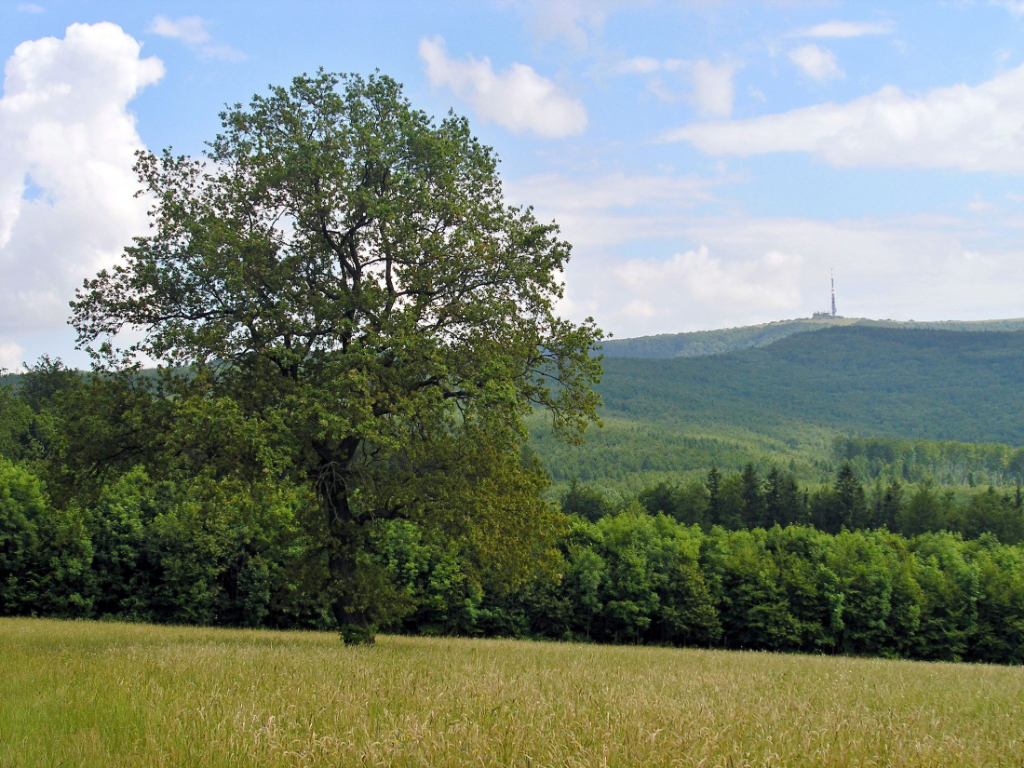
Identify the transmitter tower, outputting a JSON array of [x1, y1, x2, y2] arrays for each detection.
[[812, 270, 839, 319], [831, 269, 837, 317]]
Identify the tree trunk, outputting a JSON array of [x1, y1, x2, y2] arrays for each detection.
[[316, 441, 376, 644]]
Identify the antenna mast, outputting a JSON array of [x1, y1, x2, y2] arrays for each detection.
[[831, 269, 837, 317]]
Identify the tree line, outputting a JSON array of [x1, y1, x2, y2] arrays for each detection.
[[563, 463, 1024, 545], [834, 436, 1024, 487], [4, 364, 1024, 663], [3, 452, 1024, 664]]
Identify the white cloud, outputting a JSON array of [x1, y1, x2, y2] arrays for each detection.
[[789, 44, 844, 81], [993, 1, 1024, 16], [616, 56, 664, 75], [16, 4, 45, 13], [612, 245, 803, 324], [147, 15, 245, 62], [505, 171, 735, 252], [615, 56, 741, 116], [526, 0, 606, 51], [665, 62, 1024, 172], [690, 59, 741, 117], [556, 214, 1024, 337], [791, 20, 894, 38], [419, 36, 587, 138], [679, 216, 1024, 323], [149, 15, 208, 45], [0, 342, 24, 371], [0, 23, 163, 353], [506, 169, 1024, 335]]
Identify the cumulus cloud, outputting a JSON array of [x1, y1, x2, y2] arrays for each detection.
[[149, 15, 208, 45], [680, 216, 1024, 323], [505, 172, 733, 250], [419, 36, 587, 137], [504, 173, 804, 334], [789, 44, 844, 81], [664, 62, 1024, 172], [791, 20, 894, 38], [0, 22, 163, 354], [967, 195, 993, 212], [526, 0, 606, 52], [506, 168, 1024, 335], [615, 56, 741, 117], [148, 15, 245, 62], [555, 214, 1024, 338], [610, 245, 803, 324], [0, 342, 25, 371], [993, 1, 1024, 16], [615, 56, 670, 75], [690, 59, 741, 117]]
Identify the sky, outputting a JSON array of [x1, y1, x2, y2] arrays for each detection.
[[3, 0, 1024, 369]]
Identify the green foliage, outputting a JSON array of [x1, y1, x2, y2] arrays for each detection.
[[705, 528, 800, 650], [69, 71, 602, 630], [970, 536, 1024, 664], [955, 487, 1024, 543], [835, 435, 1024, 486], [600, 327, 1024, 445], [0, 380, 33, 461], [909, 533, 978, 661], [536, 326, 1024, 495], [33, 501, 95, 618], [0, 459, 44, 613], [637, 478, 707, 526], [560, 477, 614, 521], [370, 519, 484, 636], [4, 451, 1024, 662]]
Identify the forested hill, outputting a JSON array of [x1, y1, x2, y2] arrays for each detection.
[[601, 316, 1024, 359], [531, 325, 1024, 487], [602, 326, 1024, 445]]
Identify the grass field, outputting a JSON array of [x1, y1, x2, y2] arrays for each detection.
[[1, 619, 1023, 767]]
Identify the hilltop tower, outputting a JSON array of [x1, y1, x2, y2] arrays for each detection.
[[831, 269, 837, 317], [812, 270, 840, 319]]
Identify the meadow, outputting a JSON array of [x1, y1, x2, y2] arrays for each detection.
[[2, 618, 1022, 767]]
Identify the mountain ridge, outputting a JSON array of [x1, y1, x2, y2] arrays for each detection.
[[600, 316, 1024, 359]]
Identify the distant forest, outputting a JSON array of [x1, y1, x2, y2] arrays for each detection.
[[599, 327, 1024, 445], [564, 463, 1024, 545], [534, 326, 1024, 493]]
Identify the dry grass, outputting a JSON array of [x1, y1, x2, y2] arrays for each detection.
[[0, 618, 1022, 767]]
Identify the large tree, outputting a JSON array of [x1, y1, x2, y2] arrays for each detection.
[[71, 71, 603, 638]]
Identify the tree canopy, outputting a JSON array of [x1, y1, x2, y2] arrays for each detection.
[[71, 71, 603, 637]]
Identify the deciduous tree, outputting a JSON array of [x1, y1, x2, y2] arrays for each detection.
[[71, 71, 603, 638]]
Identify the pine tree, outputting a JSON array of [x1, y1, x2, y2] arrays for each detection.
[[740, 463, 766, 528], [706, 465, 722, 527]]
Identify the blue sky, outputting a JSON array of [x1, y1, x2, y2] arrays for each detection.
[[3, 0, 1024, 368]]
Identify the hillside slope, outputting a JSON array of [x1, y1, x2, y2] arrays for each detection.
[[532, 326, 1024, 489], [603, 326, 1024, 444]]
